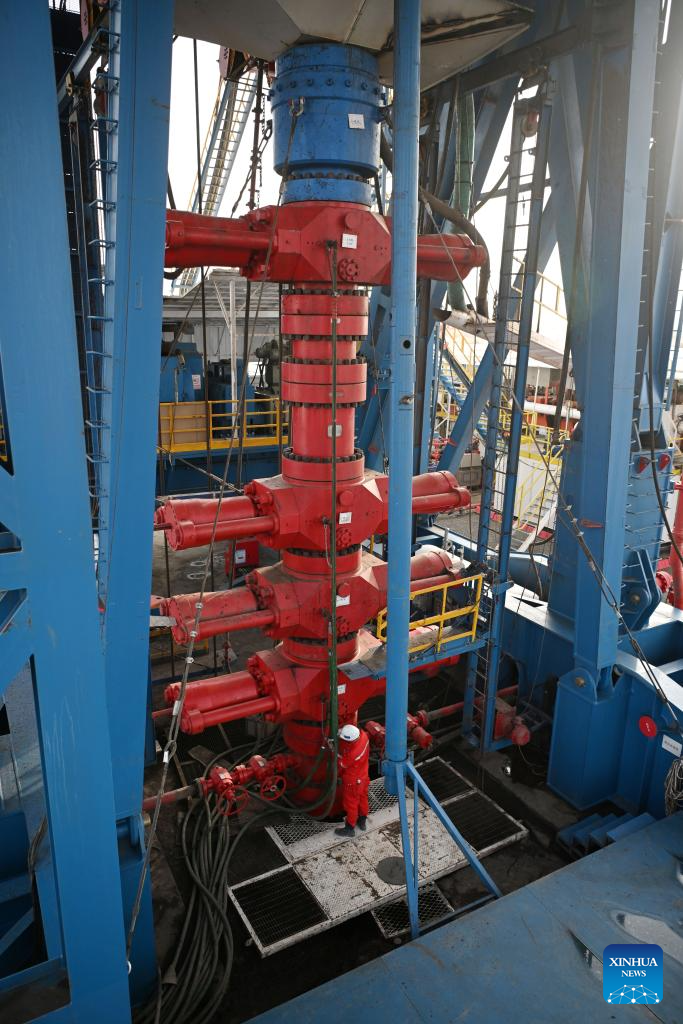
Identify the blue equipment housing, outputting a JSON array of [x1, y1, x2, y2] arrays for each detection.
[[271, 43, 383, 206]]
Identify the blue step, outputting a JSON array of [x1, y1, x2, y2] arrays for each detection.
[[587, 813, 624, 849], [557, 813, 604, 853], [567, 813, 606, 851], [606, 813, 656, 843]]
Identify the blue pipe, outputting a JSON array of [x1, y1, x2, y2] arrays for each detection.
[[384, 0, 421, 778]]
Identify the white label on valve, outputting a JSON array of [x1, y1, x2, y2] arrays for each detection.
[[348, 113, 365, 129], [662, 734, 682, 757], [235, 549, 247, 564], [341, 232, 358, 249], [339, 511, 352, 524], [336, 594, 351, 607], [327, 423, 342, 438], [337, 683, 347, 694], [192, 374, 201, 389]]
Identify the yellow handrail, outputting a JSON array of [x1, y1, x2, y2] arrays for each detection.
[[158, 398, 289, 453], [376, 572, 483, 654]]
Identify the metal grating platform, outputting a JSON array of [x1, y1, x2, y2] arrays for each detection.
[[228, 759, 526, 955], [443, 790, 523, 852], [417, 758, 473, 802], [230, 867, 327, 948], [371, 883, 454, 940], [268, 776, 403, 861]]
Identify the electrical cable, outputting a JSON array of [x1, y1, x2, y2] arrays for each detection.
[[326, 240, 341, 767], [127, 96, 305, 968], [192, 39, 219, 675], [551, 41, 600, 446]]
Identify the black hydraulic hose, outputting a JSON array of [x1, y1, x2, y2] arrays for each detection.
[[380, 132, 490, 317]]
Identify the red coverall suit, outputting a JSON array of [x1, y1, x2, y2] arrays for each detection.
[[338, 730, 371, 828]]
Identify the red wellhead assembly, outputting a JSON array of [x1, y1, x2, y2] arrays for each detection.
[[155, 43, 485, 812]]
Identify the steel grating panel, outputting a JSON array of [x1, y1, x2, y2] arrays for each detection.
[[230, 867, 326, 951], [378, 806, 468, 880], [443, 790, 523, 852], [296, 834, 402, 919], [229, 760, 527, 955], [417, 757, 474, 802], [268, 777, 405, 862], [371, 883, 454, 940], [228, 829, 288, 884]]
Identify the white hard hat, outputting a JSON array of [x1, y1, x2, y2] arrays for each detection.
[[339, 724, 360, 742]]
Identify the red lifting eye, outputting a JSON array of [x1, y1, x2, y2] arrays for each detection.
[[658, 453, 671, 471], [638, 715, 657, 739]]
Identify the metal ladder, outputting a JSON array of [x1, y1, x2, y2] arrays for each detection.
[[62, 46, 112, 532], [461, 92, 552, 750], [75, 15, 122, 603], [175, 69, 258, 294]]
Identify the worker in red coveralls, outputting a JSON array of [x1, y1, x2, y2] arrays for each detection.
[[334, 723, 371, 838]]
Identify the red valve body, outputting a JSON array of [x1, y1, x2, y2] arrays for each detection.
[[157, 192, 481, 813]]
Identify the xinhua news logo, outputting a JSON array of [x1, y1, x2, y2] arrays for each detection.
[[603, 944, 663, 1005]]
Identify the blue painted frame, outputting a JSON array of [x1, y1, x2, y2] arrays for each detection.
[[0, 3, 132, 1018]]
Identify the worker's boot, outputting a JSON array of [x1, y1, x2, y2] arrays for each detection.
[[357, 816, 367, 831], [334, 822, 355, 838]]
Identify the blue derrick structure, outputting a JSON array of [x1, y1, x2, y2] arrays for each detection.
[[0, 0, 172, 1016], [1, 0, 683, 1018]]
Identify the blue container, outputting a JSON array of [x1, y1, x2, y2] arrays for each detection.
[[270, 42, 383, 205]]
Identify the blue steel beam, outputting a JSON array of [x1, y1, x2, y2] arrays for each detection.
[[384, 0, 500, 939], [546, 0, 661, 810], [97, 1, 174, 821], [436, 202, 557, 476], [641, 2, 683, 428], [0, 3, 131, 1018], [384, 0, 421, 779], [548, 0, 659, 669]]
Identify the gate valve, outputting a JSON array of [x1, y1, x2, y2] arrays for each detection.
[[364, 716, 433, 751], [200, 753, 299, 811], [365, 721, 386, 748], [509, 717, 531, 746], [493, 702, 531, 746], [260, 775, 287, 801], [407, 712, 434, 749]]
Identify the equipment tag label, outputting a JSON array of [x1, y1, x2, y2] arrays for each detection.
[[339, 512, 352, 524], [336, 594, 351, 607], [662, 734, 682, 757], [337, 683, 347, 694], [192, 374, 201, 389], [348, 113, 365, 129], [341, 233, 358, 249]]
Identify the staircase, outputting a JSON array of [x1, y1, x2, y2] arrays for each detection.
[[436, 348, 489, 442], [462, 91, 553, 751], [175, 68, 258, 294]]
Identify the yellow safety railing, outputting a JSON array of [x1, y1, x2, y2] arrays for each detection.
[[376, 573, 484, 655], [158, 398, 288, 453]]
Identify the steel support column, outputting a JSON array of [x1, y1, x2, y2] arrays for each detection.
[[548, 0, 660, 806], [98, 1, 174, 821], [0, 3, 130, 1018], [383, 0, 499, 938], [384, 0, 421, 776]]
